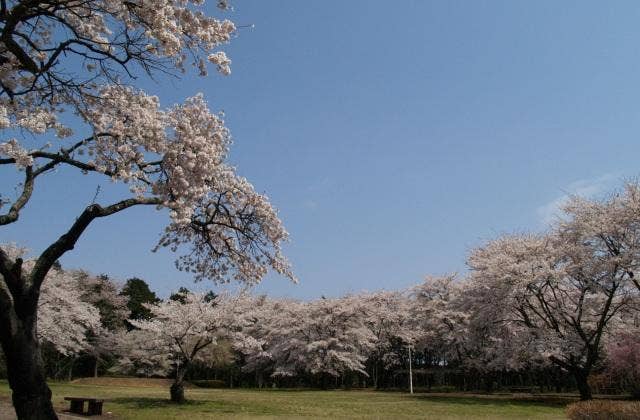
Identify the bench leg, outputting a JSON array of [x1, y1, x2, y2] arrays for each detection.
[[69, 400, 85, 414], [87, 401, 103, 415]]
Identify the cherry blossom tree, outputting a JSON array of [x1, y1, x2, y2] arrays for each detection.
[[604, 329, 640, 399], [76, 273, 130, 377], [411, 275, 524, 391], [78, 274, 129, 332], [239, 299, 305, 380], [0, 0, 293, 417], [1, 245, 110, 383], [559, 182, 640, 293], [412, 275, 469, 369], [265, 296, 376, 387], [0, 244, 102, 358], [112, 329, 173, 378], [38, 269, 102, 358], [359, 290, 417, 388], [118, 291, 254, 403], [459, 274, 553, 390], [468, 223, 636, 399], [233, 295, 283, 387]]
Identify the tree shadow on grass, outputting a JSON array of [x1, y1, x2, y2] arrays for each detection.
[[109, 397, 206, 409], [109, 397, 283, 415], [413, 395, 571, 408]]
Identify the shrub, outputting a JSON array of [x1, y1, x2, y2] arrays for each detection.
[[191, 379, 227, 389], [588, 373, 618, 395], [605, 331, 640, 399], [566, 400, 640, 420]]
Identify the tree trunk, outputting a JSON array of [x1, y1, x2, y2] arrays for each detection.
[[93, 357, 99, 378], [170, 382, 185, 404], [373, 363, 379, 389], [1, 316, 58, 419], [0, 194, 155, 418], [170, 366, 187, 404], [549, 356, 593, 400], [67, 357, 74, 382], [574, 370, 592, 400]]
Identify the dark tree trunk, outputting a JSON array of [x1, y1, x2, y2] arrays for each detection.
[[574, 370, 592, 401], [373, 363, 379, 389], [67, 357, 74, 382], [549, 356, 594, 400], [170, 365, 187, 403], [0, 184, 163, 419], [170, 382, 185, 404], [1, 316, 58, 419], [320, 373, 329, 390]]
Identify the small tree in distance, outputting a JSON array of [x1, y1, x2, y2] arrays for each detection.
[[119, 291, 254, 403], [0, 0, 294, 418]]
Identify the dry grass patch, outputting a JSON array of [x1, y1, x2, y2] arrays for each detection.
[[566, 400, 640, 420]]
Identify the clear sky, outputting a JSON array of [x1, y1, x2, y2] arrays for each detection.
[[4, 0, 640, 299]]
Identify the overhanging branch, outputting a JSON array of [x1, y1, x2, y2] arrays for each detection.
[[29, 196, 163, 297], [0, 166, 34, 226]]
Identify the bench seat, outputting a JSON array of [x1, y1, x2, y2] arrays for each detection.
[[64, 397, 104, 415]]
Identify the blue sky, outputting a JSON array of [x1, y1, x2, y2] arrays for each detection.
[[4, 0, 640, 298]]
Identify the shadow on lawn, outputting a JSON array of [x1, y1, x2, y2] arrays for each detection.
[[413, 395, 571, 408], [109, 397, 206, 409], [108, 397, 279, 415]]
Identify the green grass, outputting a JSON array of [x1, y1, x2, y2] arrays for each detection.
[[0, 380, 569, 419]]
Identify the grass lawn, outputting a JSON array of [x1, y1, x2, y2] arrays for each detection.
[[0, 379, 569, 419]]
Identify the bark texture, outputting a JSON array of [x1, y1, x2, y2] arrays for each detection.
[[170, 365, 187, 403], [1, 310, 58, 419]]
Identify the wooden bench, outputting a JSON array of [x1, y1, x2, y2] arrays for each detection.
[[64, 397, 104, 415]]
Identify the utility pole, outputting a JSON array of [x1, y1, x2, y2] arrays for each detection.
[[408, 344, 414, 394]]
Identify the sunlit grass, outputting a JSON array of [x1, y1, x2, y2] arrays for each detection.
[[0, 380, 568, 419]]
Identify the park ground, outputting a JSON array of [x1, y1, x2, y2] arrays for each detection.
[[0, 378, 574, 419]]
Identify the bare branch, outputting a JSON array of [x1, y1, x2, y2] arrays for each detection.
[[0, 166, 34, 225], [29, 196, 163, 296]]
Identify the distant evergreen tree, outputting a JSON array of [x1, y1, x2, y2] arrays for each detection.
[[169, 287, 191, 303], [170, 288, 218, 305], [204, 291, 218, 303], [120, 278, 160, 329]]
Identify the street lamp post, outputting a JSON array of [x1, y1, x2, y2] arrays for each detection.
[[408, 344, 414, 394]]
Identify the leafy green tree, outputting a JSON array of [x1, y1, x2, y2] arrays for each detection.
[[120, 278, 159, 329]]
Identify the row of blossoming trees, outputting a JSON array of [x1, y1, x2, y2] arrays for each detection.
[[4, 182, 640, 404], [1, 0, 640, 417], [0, 0, 297, 417]]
